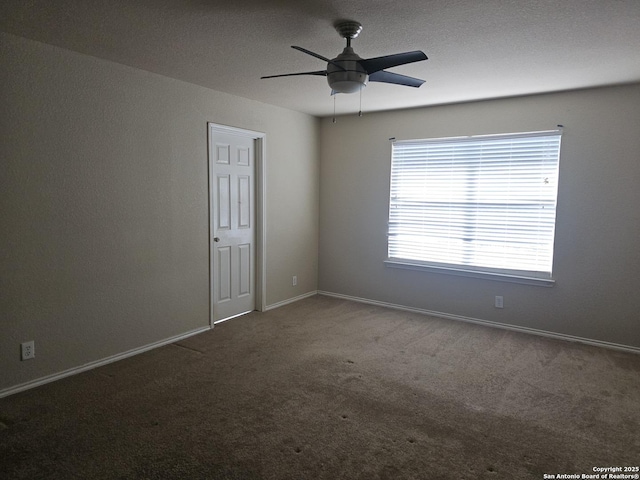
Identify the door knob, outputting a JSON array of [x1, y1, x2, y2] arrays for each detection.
[[214, 237, 220, 242]]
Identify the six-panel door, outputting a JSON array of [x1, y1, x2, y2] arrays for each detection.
[[211, 131, 255, 322]]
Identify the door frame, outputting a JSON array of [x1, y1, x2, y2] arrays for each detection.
[[207, 122, 266, 327]]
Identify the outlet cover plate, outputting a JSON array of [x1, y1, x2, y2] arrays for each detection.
[[21, 341, 35, 360]]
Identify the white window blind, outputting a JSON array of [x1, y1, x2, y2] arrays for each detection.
[[388, 130, 562, 279]]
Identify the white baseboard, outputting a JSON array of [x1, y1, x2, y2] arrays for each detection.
[[318, 291, 640, 355], [5, 290, 635, 399], [0, 325, 211, 399], [265, 291, 318, 311], [2, 291, 317, 399]]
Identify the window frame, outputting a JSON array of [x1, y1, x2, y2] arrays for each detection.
[[385, 129, 562, 287]]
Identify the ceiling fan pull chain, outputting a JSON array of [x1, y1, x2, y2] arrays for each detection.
[[359, 87, 363, 117], [333, 95, 337, 123]]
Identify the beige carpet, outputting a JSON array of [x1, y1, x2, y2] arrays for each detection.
[[1, 295, 639, 479]]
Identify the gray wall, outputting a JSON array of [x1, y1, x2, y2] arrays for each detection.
[[319, 85, 640, 349], [1, 33, 320, 392]]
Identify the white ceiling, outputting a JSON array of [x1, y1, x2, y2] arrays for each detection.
[[2, 0, 640, 117]]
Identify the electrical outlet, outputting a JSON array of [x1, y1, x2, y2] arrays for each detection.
[[292, 275, 297, 286], [21, 341, 35, 360], [495, 296, 504, 309]]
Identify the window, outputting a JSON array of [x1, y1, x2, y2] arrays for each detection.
[[387, 130, 562, 284]]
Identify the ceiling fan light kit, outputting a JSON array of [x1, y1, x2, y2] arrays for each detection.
[[261, 20, 428, 97], [327, 49, 368, 94]]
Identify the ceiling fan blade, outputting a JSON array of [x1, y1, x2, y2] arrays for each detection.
[[261, 70, 327, 79], [368, 70, 425, 88], [291, 46, 347, 71], [359, 51, 428, 75]]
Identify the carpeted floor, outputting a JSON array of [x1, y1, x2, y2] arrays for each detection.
[[1, 295, 639, 479]]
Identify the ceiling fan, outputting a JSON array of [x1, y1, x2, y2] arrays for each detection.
[[261, 20, 428, 95]]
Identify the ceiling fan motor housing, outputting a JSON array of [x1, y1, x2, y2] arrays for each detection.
[[327, 47, 369, 93]]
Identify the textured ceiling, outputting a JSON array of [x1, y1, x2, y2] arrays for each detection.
[[2, 0, 640, 117]]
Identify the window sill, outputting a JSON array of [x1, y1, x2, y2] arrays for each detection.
[[384, 260, 556, 287]]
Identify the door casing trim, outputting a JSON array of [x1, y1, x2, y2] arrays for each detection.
[[207, 122, 266, 327]]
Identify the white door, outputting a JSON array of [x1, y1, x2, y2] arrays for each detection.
[[209, 128, 256, 322]]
